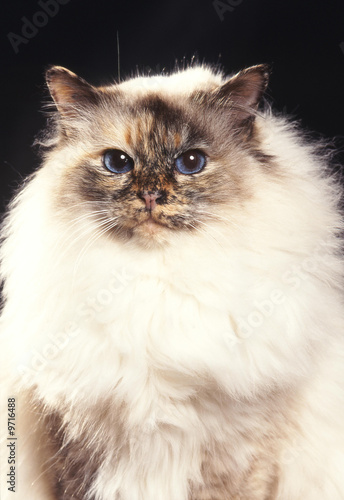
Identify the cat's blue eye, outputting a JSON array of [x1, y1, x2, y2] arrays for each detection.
[[102, 149, 134, 174], [175, 150, 206, 175]]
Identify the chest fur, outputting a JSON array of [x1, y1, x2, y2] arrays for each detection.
[[41, 386, 286, 500]]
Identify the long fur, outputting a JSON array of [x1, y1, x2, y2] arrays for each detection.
[[1, 64, 344, 499]]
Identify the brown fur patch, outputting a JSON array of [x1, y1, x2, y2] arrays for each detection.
[[124, 126, 133, 147], [187, 385, 297, 500], [174, 132, 182, 149], [190, 446, 279, 500], [41, 411, 101, 500]]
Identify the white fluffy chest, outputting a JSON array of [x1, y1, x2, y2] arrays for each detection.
[[11, 236, 327, 408]]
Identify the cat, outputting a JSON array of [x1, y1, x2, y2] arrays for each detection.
[[0, 61, 344, 500]]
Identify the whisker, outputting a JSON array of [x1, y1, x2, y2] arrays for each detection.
[[51, 211, 110, 266], [59, 201, 110, 211], [185, 220, 226, 254], [67, 210, 110, 227], [72, 218, 121, 282], [194, 218, 226, 240], [198, 210, 250, 238]]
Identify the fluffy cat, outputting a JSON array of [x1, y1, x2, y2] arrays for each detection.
[[0, 62, 344, 500]]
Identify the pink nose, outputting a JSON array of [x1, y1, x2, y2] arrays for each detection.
[[141, 191, 161, 210]]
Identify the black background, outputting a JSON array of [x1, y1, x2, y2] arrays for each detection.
[[1, 0, 344, 214]]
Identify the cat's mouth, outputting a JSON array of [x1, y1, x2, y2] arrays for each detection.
[[127, 210, 190, 241], [139, 214, 166, 229], [131, 214, 169, 241], [134, 210, 190, 233]]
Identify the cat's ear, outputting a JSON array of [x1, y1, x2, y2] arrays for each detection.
[[213, 64, 270, 123], [45, 66, 99, 118]]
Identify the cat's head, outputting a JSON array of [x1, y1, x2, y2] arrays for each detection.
[[44, 63, 270, 247]]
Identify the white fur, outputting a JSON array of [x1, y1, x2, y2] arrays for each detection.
[[1, 66, 344, 499]]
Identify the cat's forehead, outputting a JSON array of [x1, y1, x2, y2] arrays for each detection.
[[99, 70, 219, 155], [115, 66, 223, 97], [118, 93, 208, 158], [98, 67, 225, 152]]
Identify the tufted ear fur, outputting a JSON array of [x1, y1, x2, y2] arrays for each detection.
[[213, 64, 270, 123], [45, 66, 99, 119]]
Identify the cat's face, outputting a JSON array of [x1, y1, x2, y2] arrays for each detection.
[[45, 64, 270, 247]]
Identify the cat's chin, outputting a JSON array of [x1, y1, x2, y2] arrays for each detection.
[[132, 218, 171, 247]]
